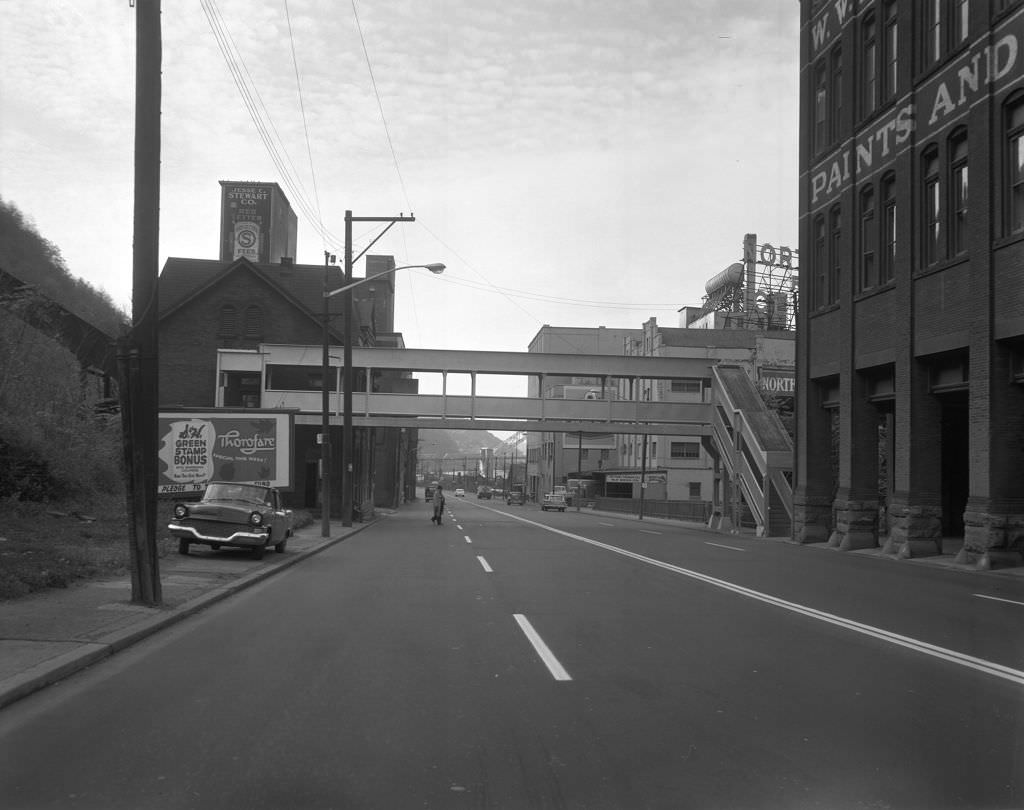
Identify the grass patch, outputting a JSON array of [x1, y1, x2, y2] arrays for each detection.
[[0, 497, 316, 601]]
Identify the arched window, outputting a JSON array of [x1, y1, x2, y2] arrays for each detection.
[[862, 13, 878, 118], [949, 128, 968, 256], [829, 206, 842, 305], [244, 305, 263, 339], [859, 186, 876, 291], [922, 146, 942, 266], [880, 173, 897, 283], [1007, 92, 1024, 236], [218, 304, 237, 337], [882, 1, 899, 102], [813, 214, 827, 309]]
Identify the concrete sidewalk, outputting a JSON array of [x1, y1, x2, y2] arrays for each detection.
[[0, 516, 377, 711]]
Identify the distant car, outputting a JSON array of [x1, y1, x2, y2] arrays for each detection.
[[168, 481, 293, 560], [476, 486, 493, 499], [454, 488, 466, 497], [506, 486, 526, 506], [541, 493, 567, 512]]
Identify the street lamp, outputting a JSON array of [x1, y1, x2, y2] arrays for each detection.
[[320, 259, 445, 535]]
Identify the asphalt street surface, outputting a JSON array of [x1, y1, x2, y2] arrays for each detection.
[[1, 500, 1022, 809]]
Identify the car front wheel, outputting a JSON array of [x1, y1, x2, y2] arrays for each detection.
[[252, 544, 266, 560], [178, 539, 189, 555], [275, 537, 288, 553]]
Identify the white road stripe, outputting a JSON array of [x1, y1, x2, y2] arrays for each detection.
[[465, 536, 472, 544], [706, 541, 746, 552], [640, 529, 662, 535], [456, 525, 463, 530], [975, 593, 1024, 608], [491, 510, 1024, 688], [513, 614, 572, 681], [599, 522, 615, 526], [477, 556, 493, 573]]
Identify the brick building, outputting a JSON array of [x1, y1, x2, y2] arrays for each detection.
[[158, 254, 415, 514], [796, 1, 1024, 565]]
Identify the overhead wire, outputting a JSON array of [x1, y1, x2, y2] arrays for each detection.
[[201, 0, 345, 254], [283, 0, 326, 253]]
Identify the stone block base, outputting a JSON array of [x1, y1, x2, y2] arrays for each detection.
[[884, 501, 942, 558], [828, 498, 879, 551], [792, 495, 832, 545]]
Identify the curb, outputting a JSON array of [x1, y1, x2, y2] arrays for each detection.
[[0, 521, 373, 711]]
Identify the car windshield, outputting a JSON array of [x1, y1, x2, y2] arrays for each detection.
[[203, 483, 270, 506]]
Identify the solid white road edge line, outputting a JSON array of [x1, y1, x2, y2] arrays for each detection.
[[974, 593, 1024, 608], [477, 556, 493, 573], [487, 508, 1024, 688], [513, 614, 572, 681], [706, 541, 746, 552]]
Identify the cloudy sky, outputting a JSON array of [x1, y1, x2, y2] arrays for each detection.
[[1, 0, 799, 394]]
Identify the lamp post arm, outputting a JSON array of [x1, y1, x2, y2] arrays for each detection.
[[324, 263, 445, 299]]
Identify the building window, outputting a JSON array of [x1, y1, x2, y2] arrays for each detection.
[[581, 449, 589, 460], [924, 0, 942, 66], [688, 482, 702, 500], [218, 305, 237, 337], [923, 147, 942, 266], [954, 0, 969, 45], [814, 61, 828, 153], [859, 186, 877, 291], [829, 206, 842, 304], [830, 46, 843, 141], [950, 130, 968, 255], [883, 2, 899, 101], [862, 14, 878, 118], [813, 214, 827, 309], [923, 0, 970, 68], [244, 305, 263, 339], [881, 173, 897, 283], [1007, 94, 1024, 235], [670, 380, 702, 394], [671, 442, 700, 460]]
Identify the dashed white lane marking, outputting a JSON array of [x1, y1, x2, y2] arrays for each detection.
[[640, 529, 661, 535], [513, 614, 572, 681], [465, 536, 472, 544], [477, 556, 493, 573], [487, 509, 1024, 688], [599, 522, 615, 527], [456, 524, 463, 530], [706, 541, 746, 552], [974, 593, 1024, 608]]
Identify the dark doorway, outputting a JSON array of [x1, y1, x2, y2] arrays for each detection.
[[940, 395, 969, 537]]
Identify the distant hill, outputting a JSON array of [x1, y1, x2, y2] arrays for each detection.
[[416, 428, 504, 460]]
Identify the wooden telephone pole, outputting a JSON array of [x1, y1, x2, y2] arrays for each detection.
[[118, 0, 162, 605]]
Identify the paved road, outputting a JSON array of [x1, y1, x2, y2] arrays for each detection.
[[2, 501, 1022, 809]]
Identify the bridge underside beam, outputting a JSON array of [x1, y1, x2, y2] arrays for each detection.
[[294, 414, 711, 437]]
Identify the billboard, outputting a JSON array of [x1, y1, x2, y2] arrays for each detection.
[[157, 411, 293, 495], [759, 367, 795, 398]]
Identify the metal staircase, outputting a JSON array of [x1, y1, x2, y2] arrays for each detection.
[[704, 365, 793, 537]]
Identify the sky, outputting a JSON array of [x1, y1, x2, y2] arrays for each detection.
[[0, 0, 800, 397]]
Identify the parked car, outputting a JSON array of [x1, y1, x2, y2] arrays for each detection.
[[476, 486, 493, 499], [454, 488, 466, 497], [506, 485, 526, 506], [541, 492, 567, 512], [167, 481, 294, 560]]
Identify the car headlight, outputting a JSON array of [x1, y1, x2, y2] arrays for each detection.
[[249, 511, 264, 526], [173, 504, 188, 519]]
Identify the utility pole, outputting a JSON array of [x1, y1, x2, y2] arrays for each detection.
[[118, 0, 162, 606], [320, 250, 335, 537], [639, 433, 648, 521], [576, 430, 583, 512]]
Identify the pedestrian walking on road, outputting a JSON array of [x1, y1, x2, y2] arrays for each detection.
[[431, 483, 445, 525]]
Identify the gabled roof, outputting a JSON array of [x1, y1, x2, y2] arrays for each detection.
[[158, 257, 356, 340]]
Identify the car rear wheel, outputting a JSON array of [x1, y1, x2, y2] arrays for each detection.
[[178, 539, 189, 555], [274, 537, 288, 553]]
